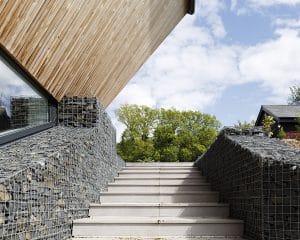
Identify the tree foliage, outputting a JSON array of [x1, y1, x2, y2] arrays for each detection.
[[262, 114, 275, 137], [234, 120, 255, 130], [288, 86, 300, 105], [276, 127, 286, 139], [296, 115, 300, 133], [116, 104, 221, 162]]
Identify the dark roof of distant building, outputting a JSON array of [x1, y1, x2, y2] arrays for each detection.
[[256, 105, 300, 125], [262, 105, 300, 118]]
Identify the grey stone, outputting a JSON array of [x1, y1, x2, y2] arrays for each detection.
[[0, 96, 125, 240], [0, 184, 11, 201], [196, 131, 300, 240]]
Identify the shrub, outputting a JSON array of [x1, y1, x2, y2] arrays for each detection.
[[262, 114, 275, 137], [277, 127, 286, 139]]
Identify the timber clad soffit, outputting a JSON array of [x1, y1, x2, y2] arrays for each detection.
[[0, 0, 190, 107]]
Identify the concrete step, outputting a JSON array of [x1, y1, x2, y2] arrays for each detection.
[[125, 162, 195, 167], [107, 183, 211, 192], [89, 203, 229, 218], [100, 191, 219, 203], [72, 216, 244, 237], [73, 237, 246, 240], [123, 166, 198, 171], [113, 177, 207, 185], [118, 172, 203, 178], [115, 175, 205, 180], [72, 162, 244, 239], [121, 169, 200, 173]]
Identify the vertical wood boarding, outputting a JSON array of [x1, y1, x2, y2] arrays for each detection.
[[0, 0, 188, 106]]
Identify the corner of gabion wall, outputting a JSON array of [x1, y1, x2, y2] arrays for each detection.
[[196, 129, 300, 240], [0, 96, 125, 240], [58, 96, 102, 128]]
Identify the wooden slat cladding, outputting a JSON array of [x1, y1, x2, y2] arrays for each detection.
[[0, 0, 188, 107]]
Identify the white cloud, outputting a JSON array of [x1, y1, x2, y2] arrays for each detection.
[[110, 17, 242, 114], [108, 1, 300, 140], [275, 18, 300, 28], [0, 59, 40, 115], [231, 0, 300, 15], [248, 0, 300, 6], [0, 60, 37, 98], [110, 83, 156, 107], [108, 2, 233, 140], [197, 0, 226, 38], [239, 28, 300, 103], [231, 0, 238, 11]]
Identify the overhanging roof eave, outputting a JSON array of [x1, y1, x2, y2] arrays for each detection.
[[187, 0, 195, 15]]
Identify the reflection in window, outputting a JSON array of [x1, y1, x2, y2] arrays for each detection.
[[0, 55, 49, 137]]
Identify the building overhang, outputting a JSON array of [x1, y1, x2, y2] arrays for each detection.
[[0, 0, 192, 107], [187, 0, 195, 15]]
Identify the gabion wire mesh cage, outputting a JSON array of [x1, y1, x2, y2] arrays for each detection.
[[198, 133, 300, 240]]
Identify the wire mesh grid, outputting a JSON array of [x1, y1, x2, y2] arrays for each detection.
[[263, 160, 300, 239], [58, 96, 99, 128], [199, 133, 300, 240], [0, 148, 93, 240], [0, 96, 125, 240]]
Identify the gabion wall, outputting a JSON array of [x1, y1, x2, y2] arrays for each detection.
[[58, 96, 99, 128], [0, 96, 125, 240], [196, 130, 300, 240]]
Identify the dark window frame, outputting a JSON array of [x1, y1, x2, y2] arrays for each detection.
[[0, 45, 57, 146]]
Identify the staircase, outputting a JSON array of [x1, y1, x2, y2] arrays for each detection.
[[72, 162, 244, 240]]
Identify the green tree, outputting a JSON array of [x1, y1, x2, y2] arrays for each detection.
[[116, 104, 158, 140], [288, 86, 300, 105], [295, 116, 300, 141], [296, 115, 300, 133], [262, 114, 275, 137], [116, 105, 158, 162], [116, 104, 221, 162], [234, 120, 255, 130], [276, 127, 286, 139]]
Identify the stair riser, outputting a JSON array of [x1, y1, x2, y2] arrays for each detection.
[[126, 163, 195, 167], [73, 238, 245, 240], [121, 170, 200, 173], [114, 179, 207, 184], [107, 185, 211, 192], [100, 194, 219, 203], [72, 223, 243, 237], [73, 162, 244, 239], [89, 206, 229, 217], [118, 173, 203, 178], [123, 167, 198, 171]]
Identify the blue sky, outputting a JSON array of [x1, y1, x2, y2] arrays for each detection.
[[107, 0, 300, 140]]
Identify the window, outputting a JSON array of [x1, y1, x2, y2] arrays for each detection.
[[0, 46, 57, 145]]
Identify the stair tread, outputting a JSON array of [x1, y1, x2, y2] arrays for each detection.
[[115, 177, 205, 179], [124, 166, 198, 169], [108, 183, 210, 186], [90, 203, 229, 207], [74, 216, 243, 224], [121, 171, 199, 172], [125, 163, 195, 166], [101, 191, 218, 195], [73, 237, 245, 239], [73, 163, 244, 238]]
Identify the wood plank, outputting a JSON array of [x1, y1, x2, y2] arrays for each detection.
[[0, 0, 188, 106]]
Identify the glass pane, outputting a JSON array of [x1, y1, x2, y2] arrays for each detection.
[[0, 55, 49, 137]]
